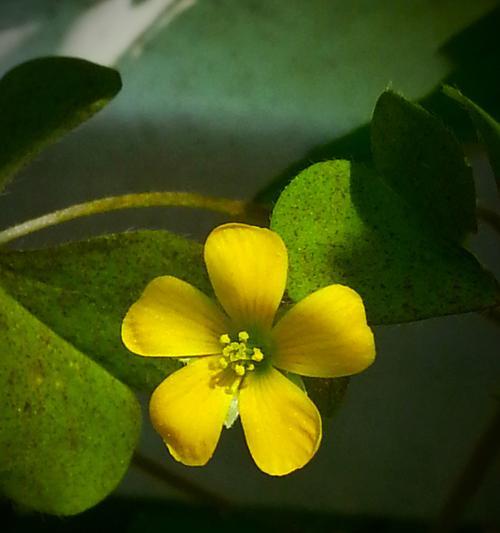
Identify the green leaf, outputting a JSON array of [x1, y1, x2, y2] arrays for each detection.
[[0, 57, 121, 192], [371, 91, 476, 243], [271, 160, 498, 325], [0, 285, 141, 515], [304, 377, 350, 419], [443, 85, 500, 192], [0, 230, 210, 392]]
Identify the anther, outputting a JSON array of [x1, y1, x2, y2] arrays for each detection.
[[238, 331, 249, 342], [252, 348, 264, 362], [218, 331, 264, 384], [234, 364, 246, 376]]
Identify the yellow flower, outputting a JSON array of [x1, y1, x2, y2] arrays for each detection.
[[122, 223, 375, 476]]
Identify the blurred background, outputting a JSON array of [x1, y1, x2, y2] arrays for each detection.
[[1, 1, 499, 530]]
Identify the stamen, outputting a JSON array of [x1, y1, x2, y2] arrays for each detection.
[[234, 364, 246, 376], [238, 331, 249, 342], [252, 348, 264, 362], [218, 331, 265, 391]]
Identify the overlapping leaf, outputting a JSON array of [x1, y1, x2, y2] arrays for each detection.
[[0, 230, 210, 392], [271, 160, 498, 325]]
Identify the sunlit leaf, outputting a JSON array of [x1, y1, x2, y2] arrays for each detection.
[[0, 57, 121, 191], [0, 285, 140, 515], [271, 160, 498, 324], [0, 230, 209, 392]]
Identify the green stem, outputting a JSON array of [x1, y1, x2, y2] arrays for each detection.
[[131, 452, 231, 509], [0, 191, 269, 246], [433, 404, 500, 532]]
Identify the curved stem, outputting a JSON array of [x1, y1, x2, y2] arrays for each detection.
[[0, 191, 269, 246], [132, 452, 231, 510]]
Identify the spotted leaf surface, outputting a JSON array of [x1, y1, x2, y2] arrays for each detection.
[[271, 160, 498, 324], [0, 285, 141, 515], [0, 231, 210, 392]]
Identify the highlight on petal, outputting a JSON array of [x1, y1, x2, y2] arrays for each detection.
[[149, 356, 233, 466], [239, 367, 322, 476], [122, 276, 228, 357], [272, 284, 375, 378], [204, 224, 287, 330]]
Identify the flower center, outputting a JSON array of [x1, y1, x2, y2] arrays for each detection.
[[217, 331, 264, 392]]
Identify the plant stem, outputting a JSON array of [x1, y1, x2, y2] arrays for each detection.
[[0, 191, 270, 246], [132, 452, 232, 510], [433, 404, 500, 533]]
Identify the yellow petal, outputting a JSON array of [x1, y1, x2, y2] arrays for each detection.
[[272, 285, 375, 378], [204, 224, 287, 330], [122, 276, 228, 357], [239, 367, 321, 476], [149, 356, 233, 466]]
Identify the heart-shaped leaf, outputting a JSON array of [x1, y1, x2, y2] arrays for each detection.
[[0, 57, 121, 191], [0, 230, 210, 392], [0, 285, 140, 515], [271, 160, 498, 324]]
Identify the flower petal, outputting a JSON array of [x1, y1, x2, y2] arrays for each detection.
[[272, 285, 375, 378], [122, 276, 228, 357], [149, 356, 233, 466], [239, 367, 322, 476], [204, 224, 287, 330]]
